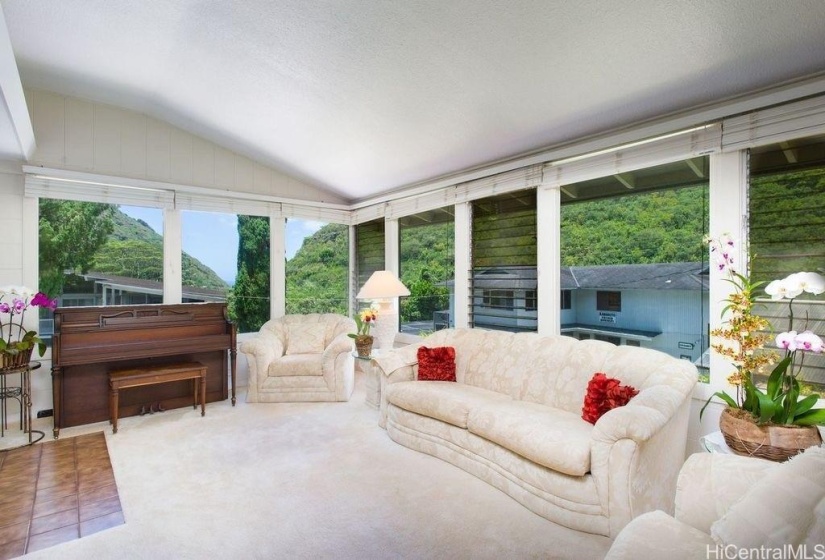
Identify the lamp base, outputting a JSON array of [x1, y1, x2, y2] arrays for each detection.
[[373, 301, 397, 351]]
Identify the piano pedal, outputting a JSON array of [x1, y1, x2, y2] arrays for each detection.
[[149, 404, 156, 414], [139, 405, 147, 416], [156, 402, 166, 412]]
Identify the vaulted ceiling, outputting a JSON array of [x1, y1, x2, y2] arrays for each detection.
[[2, 0, 825, 202]]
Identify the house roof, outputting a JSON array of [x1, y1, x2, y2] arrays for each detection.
[[81, 272, 227, 302], [2, 2, 825, 201], [467, 262, 708, 291]]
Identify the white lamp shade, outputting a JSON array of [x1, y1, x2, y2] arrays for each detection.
[[356, 271, 410, 300]]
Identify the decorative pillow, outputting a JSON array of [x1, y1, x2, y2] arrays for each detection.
[[417, 346, 457, 382], [581, 372, 639, 424], [285, 322, 327, 355]]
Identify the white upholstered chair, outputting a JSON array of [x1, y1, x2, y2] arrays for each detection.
[[241, 313, 356, 402]]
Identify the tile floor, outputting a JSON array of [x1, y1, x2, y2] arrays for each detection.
[[0, 432, 124, 559]]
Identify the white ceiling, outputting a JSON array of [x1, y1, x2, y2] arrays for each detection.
[[2, 0, 825, 201]]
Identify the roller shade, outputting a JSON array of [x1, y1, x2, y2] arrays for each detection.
[[25, 174, 174, 209], [175, 192, 277, 216], [723, 94, 825, 152], [544, 125, 721, 188]]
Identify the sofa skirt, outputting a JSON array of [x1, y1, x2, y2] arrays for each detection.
[[387, 405, 610, 536]]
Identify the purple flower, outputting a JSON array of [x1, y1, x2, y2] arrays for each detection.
[[0, 303, 9, 314], [795, 331, 824, 354], [12, 299, 25, 314], [31, 292, 57, 310]]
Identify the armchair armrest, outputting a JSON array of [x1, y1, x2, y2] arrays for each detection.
[[675, 452, 776, 534], [323, 332, 354, 359], [240, 329, 283, 365]]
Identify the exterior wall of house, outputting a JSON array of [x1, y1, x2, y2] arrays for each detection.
[[24, 89, 346, 204]]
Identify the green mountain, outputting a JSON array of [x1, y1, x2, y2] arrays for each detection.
[[92, 208, 229, 290]]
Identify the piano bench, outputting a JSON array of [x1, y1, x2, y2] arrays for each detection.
[[108, 361, 207, 434]]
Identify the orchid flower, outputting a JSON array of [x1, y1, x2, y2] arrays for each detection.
[[795, 331, 824, 353], [775, 331, 798, 351]]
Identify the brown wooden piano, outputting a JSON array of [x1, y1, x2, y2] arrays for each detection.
[[51, 302, 236, 438]]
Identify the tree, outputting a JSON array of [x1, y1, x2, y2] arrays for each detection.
[[230, 216, 271, 332], [39, 200, 115, 296]]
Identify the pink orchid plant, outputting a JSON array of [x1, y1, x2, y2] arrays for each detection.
[[0, 286, 57, 359]]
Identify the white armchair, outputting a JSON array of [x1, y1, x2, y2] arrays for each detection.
[[605, 446, 825, 559], [241, 313, 356, 403]]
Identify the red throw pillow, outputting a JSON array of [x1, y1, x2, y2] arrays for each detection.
[[582, 372, 639, 424], [417, 346, 457, 382]]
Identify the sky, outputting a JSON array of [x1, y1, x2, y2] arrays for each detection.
[[120, 206, 325, 285]]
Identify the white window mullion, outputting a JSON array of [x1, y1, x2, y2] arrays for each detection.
[[271, 215, 286, 319], [453, 202, 471, 329], [537, 185, 560, 336], [163, 208, 182, 303]]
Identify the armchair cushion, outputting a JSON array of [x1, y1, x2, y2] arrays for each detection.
[[285, 321, 328, 355], [711, 446, 825, 548]]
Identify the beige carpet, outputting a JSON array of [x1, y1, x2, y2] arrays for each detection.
[[24, 372, 610, 560]]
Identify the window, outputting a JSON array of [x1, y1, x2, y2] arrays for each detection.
[[482, 290, 515, 309], [525, 290, 537, 311], [355, 220, 385, 312], [285, 219, 349, 315], [559, 157, 710, 381], [182, 211, 270, 333], [399, 208, 454, 335], [560, 290, 571, 310], [471, 190, 537, 332], [748, 135, 825, 392], [596, 291, 622, 312]]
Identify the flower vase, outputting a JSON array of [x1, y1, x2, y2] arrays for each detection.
[[719, 407, 823, 462], [355, 335, 374, 358], [1, 347, 33, 370]]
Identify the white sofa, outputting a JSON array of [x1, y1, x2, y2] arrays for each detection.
[[241, 313, 356, 402], [605, 447, 825, 559], [374, 328, 697, 538]]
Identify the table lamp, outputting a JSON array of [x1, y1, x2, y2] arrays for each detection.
[[356, 271, 410, 350]]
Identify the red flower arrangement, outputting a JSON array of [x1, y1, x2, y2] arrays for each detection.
[[582, 372, 639, 424]]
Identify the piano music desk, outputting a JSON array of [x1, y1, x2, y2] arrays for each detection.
[[109, 362, 207, 434]]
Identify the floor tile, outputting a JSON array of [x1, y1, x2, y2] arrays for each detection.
[[78, 483, 118, 508], [0, 521, 28, 546], [35, 479, 77, 503], [0, 538, 25, 560], [32, 494, 78, 519], [29, 509, 78, 536], [79, 510, 124, 537], [79, 495, 121, 522], [0, 501, 32, 529], [25, 524, 79, 554]]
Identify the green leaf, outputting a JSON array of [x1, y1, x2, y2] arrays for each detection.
[[766, 356, 792, 399], [700, 392, 738, 421], [793, 408, 825, 426], [791, 394, 820, 418]]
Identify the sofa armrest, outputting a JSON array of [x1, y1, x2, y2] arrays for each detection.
[[675, 452, 776, 534], [604, 510, 715, 560]]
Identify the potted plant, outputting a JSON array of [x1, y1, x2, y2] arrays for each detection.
[[0, 286, 58, 369], [701, 236, 825, 461], [349, 308, 378, 358]]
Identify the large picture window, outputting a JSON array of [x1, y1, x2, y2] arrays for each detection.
[[559, 157, 710, 379], [399, 208, 454, 335], [285, 219, 349, 315]]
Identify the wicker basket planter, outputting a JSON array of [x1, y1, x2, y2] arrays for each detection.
[[720, 407, 823, 462], [1, 347, 33, 370], [354, 335, 374, 358]]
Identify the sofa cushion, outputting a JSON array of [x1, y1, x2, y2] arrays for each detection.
[[417, 346, 457, 381], [467, 400, 594, 477], [285, 322, 327, 355], [386, 381, 510, 429], [268, 354, 324, 377], [711, 446, 825, 548]]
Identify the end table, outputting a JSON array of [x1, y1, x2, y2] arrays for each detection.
[[354, 351, 380, 409]]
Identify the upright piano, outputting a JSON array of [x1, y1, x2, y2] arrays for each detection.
[[51, 302, 236, 438]]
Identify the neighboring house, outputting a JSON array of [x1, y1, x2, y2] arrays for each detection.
[[444, 262, 709, 369], [40, 272, 227, 337]]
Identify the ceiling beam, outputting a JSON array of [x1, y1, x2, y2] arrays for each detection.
[[615, 173, 635, 189], [779, 141, 798, 164], [0, 8, 35, 160], [685, 157, 706, 178]]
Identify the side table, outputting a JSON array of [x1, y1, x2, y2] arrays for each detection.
[[354, 351, 380, 409], [0, 361, 44, 448]]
